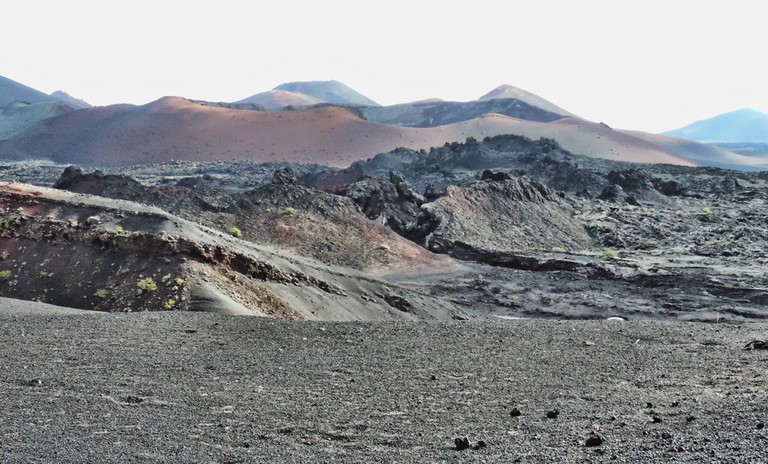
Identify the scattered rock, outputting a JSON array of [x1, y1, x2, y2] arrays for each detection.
[[510, 407, 522, 417], [744, 340, 768, 350], [473, 440, 487, 450], [585, 433, 603, 447], [661, 432, 673, 440], [126, 395, 145, 404], [454, 436, 470, 451], [382, 294, 413, 313], [598, 184, 627, 202], [430, 374, 437, 381], [757, 422, 765, 430], [652, 416, 663, 423], [481, 170, 512, 182], [27, 378, 43, 387], [546, 409, 559, 419], [272, 167, 298, 186]]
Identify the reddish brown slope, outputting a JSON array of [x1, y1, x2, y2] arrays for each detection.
[[0, 97, 744, 168]]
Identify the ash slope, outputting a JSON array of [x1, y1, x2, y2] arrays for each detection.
[[0, 182, 461, 321], [2, 312, 767, 463]]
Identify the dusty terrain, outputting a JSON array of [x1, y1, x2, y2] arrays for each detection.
[[1, 124, 768, 462], [1, 309, 767, 463], [2, 133, 767, 323]]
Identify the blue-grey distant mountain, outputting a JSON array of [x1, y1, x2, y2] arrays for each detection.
[[237, 80, 379, 108], [0, 100, 75, 139], [235, 89, 323, 109], [663, 108, 768, 143], [275, 81, 379, 107], [50, 90, 91, 109], [0, 75, 54, 107]]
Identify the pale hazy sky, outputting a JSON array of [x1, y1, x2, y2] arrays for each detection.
[[2, 0, 765, 132]]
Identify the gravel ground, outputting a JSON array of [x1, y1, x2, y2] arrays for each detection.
[[1, 308, 767, 463]]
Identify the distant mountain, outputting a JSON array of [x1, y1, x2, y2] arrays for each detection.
[[237, 80, 379, 108], [0, 75, 54, 107], [50, 91, 91, 109], [479, 85, 575, 117], [275, 81, 380, 107], [0, 96, 750, 169], [663, 108, 768, 143], [236, 89, 323, 109], [361, 98, 564, 127], [0, 100, 75, 139]]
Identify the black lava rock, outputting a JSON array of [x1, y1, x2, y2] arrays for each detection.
[[546, 409, 559, 419], [272, 167, 298, 186], [510, 407, 522, 417], [585, 433, 603, 447], [454, 437, 470, 451]]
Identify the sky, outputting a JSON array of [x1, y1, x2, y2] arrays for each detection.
[[2, 0, 766, 133]]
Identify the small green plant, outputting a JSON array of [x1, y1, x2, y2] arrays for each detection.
[[39, 271, 52, 278], [94, 289, 108, 299], [377, 243, 391, 251], [163, 298, 176, 310], [0, 270, 11, 280], [228, 226, 242, 238], [283, 207, 296, 216], [551, 247, 566, 253], [118, 267, 130, 275], [137, 277, 158, 293], [601, 249, 619, 260], [112, 225, 124, 235], [68, 218, 79, 228], [175, 277, 185, 286], [161, 273, 172, 283], [703, 206, 713, 214]]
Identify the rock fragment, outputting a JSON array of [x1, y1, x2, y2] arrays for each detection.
[[454, 437, 470, 451], [585, 433, 603, 447]]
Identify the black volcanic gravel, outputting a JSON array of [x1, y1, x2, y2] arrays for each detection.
[[1, 308, 767, 463]]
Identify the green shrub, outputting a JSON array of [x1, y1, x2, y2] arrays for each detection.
[[551, 247, 566, 253], [377, 243, 391, 251], [163, 298, 176, 310], [283, 207, 296, 216], [161, 273, 172, 283], [39, 271, 52, 278], [68, 218, 79, 228], [601, 249, 619, 260], [94, 289, 108, 299], [228, 226, 242, 238], [137, 277, 158, 292], [175, 277, 185, 286], [0, 270, 11, 280]]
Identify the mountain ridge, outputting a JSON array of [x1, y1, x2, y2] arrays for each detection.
[[663, 108, 768, 143]]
